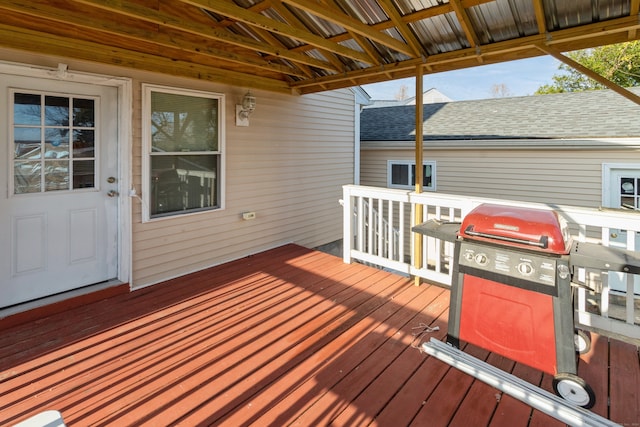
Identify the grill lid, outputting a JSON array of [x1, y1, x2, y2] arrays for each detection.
[[460, 204, 571, 254]]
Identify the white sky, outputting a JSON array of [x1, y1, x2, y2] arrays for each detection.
[[361, 55, 563, 102]]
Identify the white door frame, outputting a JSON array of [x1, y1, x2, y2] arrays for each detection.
[[0, 60, 132, 289], [602, 162, 640, 208]]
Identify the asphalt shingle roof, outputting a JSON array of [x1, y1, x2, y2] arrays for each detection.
[[360, 88, 640, 141]]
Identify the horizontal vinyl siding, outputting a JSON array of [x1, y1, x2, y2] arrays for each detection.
[[361, 146, 640, 208], [132, 82, 355, 287]]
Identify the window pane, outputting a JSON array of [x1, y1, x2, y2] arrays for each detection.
[[621, 177, 634, 195], [423, 164, 432, 187], [14, 127, 42, 159], [73, 98, 95, 127], [151, 155, 218, 216], [45, 160, 70, 191], [73, 160, 95, 189], [73, 130, 95, 158], [391, 164, 409, 185], [151, 92, 218, 153], [14, 93, 41, 125], [45, 128, 70, 159], [45, 96, 69, 126], [14, 161, 41, 193]]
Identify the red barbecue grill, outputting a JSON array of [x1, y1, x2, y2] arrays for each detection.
[[413, 203, 640, 408]]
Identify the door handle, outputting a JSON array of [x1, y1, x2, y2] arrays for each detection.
[[107, 190, 119, 197]]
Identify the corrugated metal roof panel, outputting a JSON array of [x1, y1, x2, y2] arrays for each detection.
[[412, 12, 467, 53], [335, 0, 390, 25]]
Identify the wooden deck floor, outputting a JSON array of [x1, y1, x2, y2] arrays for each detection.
[[1, 244, 639, 426]]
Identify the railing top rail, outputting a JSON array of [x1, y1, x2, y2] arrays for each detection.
[[345, 184, 640, 234]]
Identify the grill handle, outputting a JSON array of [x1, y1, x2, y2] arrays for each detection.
[[464, 225, 548, 249]]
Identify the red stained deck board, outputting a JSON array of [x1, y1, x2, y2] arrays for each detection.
[[448, 353, 516, 426], [293, 288, 449, 427], [224, 279, 446, 427], [577, 331, 610, 418], [408, 343, 490, 426], [609, 338, 640, 424], [66, 256, 392, 425], [132, 269, 408, 427], [0, 244, 635, 427], [488, 362, 543, 427]]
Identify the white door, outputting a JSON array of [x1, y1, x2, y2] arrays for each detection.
[[0, 75, 119, 308], [603, 166, 640, 295]]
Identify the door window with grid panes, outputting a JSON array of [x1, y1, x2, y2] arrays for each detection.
[[12, 92, 96, 194]]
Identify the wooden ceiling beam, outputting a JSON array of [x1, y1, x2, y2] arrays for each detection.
[[450, 0, 480, 49], [292, 14, 640, 93], [532, 0, 547, 36], [630, 0, 640, 38], [0, 0, 308, 79], [267, 1, 348, 72], [182, 0, 375, 64], [536, 44, 640, 106], [282, 0, 415, 57], [0, 23, 291, 93], [73, 0, 338, 72], [376, 0, 426, 58]]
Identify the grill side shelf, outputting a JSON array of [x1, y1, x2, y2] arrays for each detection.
[[412, 220, 460, 242], [570, 241, 640, 275]]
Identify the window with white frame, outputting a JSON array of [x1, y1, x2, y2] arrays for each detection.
[[143, 84, 224, 219], [387, 160, 436, 190]]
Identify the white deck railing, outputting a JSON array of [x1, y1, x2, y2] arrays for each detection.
[[342, 184, 640, 343]]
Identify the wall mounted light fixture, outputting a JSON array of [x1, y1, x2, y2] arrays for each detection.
[[236, 90, 256, 126]]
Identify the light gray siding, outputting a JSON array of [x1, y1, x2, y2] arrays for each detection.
[[0, 48, 355, 289], [132, 81, 355, 287], [361, 144, 640, 208]]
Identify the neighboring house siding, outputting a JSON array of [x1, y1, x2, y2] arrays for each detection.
[[131, 76, 355, 287], [360, 88, 640, 210], [361, 145, 640, 208]]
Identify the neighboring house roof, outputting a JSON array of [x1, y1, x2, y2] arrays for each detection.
[[366, 88, 452, 108], [360, 88, 640, 141]]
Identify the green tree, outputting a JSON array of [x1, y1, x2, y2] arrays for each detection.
[[536, 41, 640, 94]]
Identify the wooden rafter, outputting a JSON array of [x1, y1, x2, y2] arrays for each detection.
[[0, 0, 307, 79], [630, 0, 640, 38], [450, 0, 480, 49], [0, 23, 291, 92], [267, 1, 348, 71], [181, 0, 375, 64], [290, 14, 640, 92], [0, 0, 638, 94], [376, 0, 426, 58], [532, 0, 547, 37], [536, 44, 640, 106], [72, 0, 338, 72], [282, 0, 415, 57]]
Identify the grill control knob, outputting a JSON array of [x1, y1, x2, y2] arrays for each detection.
[[475, 253, 489, 266], [518, 262, 534, 276]]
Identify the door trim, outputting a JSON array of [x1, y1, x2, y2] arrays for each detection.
[[602, 163, 640, 208], [1, 60, 132, 289]]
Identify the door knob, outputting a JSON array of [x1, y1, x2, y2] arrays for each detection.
[[107, 176, 117, 183], [107, 190, 119, 197]]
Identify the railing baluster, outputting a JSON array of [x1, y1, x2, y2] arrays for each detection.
[[342, 184, 640, 342]]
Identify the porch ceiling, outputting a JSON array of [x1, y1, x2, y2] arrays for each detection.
[[0, 0, 639, 94]]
